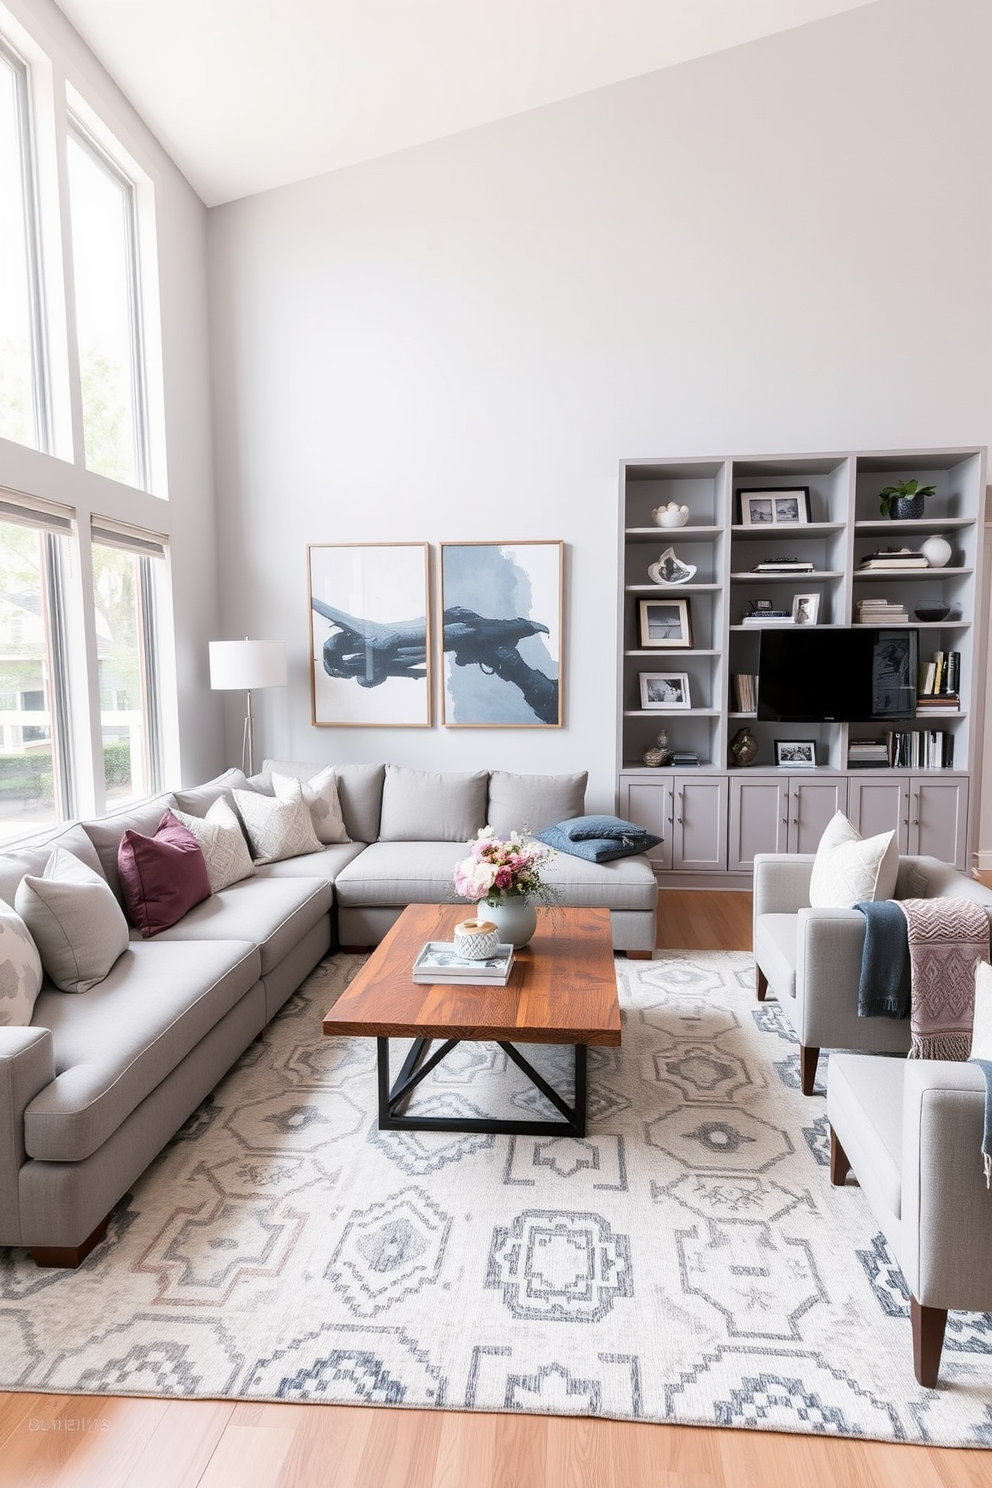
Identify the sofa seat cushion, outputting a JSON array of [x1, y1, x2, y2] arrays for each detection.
[[25, 938, 260, 1162], [753, 913, 799, 999], [251, 841, 366, 885], [143, 875, 333, 975], [827, 1052, 905, 1222], [333, 841, 468, 907], [540, 850, 658, 911]]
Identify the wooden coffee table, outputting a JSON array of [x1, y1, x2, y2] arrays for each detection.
[[322, 903, 621, 1137]]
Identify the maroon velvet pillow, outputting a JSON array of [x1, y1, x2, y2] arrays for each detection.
[[118, 809, 211, 938]]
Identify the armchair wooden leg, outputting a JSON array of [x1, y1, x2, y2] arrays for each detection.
[[756, 967, 768, 1001], [625, 950, 652, 960], [30, 1212, 111, 1269], [829, 1126, 852, 1186], [799, 1045, 820, 1095], [911, 1297, 948, 1388]]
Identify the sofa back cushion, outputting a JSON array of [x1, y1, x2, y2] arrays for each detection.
[[378, 765, 488, 842], [0, 821, 104, 910], [487, 770, 587, 837], [171, 767, 250, 818], [81, 793, 176, 904], [259, 759, 384, 844], [15, 846, 130, 992], [118, 810, 212, 938]]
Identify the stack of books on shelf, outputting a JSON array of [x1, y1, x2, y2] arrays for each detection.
[[857, 548, 929, 571], [750, 559, 815, 574], [854, 598, 909, 624], [884, 730, 955, 769], [847, 739, 890, 769], [412, 942, 514, 986], [732, 674, 757, 712], [670, 749, 700, 767], [916, 651, 960, 713], [742, 609, 794, 625]]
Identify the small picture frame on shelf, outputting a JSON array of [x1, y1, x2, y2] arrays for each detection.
[[774, 740, 817, 768], [738, 487, 811, 527], [639, 672, 691, 709], [638, 597, 693, 649], [792, 593, 819, 625]]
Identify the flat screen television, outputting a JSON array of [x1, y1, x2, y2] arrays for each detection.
[[756, 627, 918, 722]]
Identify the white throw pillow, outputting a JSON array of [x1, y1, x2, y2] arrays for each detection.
[[172, 798, 255, 892], [15, 847, 129, 993], [808, 811, 899, 909], [232, 783, 324, 864], [272, 767, 350, 845], [0, 899, 43, 1026]]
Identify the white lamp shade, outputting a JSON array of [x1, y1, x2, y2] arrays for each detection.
[[209, 639, 287, 690]]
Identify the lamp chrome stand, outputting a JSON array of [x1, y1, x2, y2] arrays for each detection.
[[242, 688, 255, 778]]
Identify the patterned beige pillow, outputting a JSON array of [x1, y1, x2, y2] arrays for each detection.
[[0, 899, 43, 1026], [172, 798, 255, 892], [232, 782, 324, 864], [272, 768, 350, 845], [808, 811, 899, 909]]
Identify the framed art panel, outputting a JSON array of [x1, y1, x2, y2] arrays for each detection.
[[638, 597, 693, 649], [775, 740, 817, 767], [308, 543, 432, 726], [738, 488, 811, 526], [639, 672, 691, 709], [440, 541, 563, 726]]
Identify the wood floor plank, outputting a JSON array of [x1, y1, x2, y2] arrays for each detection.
[[433, 1410, 499, 1488], [355, 1405, 444, 1488], [119, 1400, 235, 1488], [195, 1423, 296, 1488]]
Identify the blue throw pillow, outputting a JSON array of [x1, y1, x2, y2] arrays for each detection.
[[537, 821, 660, 863], [563, 814, 650, 843]]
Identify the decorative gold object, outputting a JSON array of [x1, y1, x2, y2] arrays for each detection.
[[730, 727, 759, 768], [642, 729, 671, 767]]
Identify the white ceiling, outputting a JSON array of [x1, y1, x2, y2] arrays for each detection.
[[54, 0, 878, 207]]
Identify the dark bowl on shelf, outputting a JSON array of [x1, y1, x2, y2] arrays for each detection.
[[914, 602, 951, 622]]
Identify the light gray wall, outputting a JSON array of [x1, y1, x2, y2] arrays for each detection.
[[207, 0, 992, 814]]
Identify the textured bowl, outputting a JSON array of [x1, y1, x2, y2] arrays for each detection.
[[914, 603, 950, 622]]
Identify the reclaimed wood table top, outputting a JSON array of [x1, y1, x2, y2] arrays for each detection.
[[322, 903, 621, 1046]]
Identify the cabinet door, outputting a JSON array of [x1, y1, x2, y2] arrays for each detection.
[[621, 778, 673, 870], [848, 776, 910, 851], [787, 777, 849, 854], [909, 777, 969, 868], [672, 776, 727, 871], [728, 776, 789, 871]]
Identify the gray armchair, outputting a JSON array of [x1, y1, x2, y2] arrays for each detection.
[[751, 853, 992, 1095], [827, 1051, 992, 1386]]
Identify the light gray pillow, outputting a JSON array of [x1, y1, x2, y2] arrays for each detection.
[[15, 847, 130, 993], [378, 765, 488, 843], [0, 899, 43, 1026], [487, 770, 587, 837], [172, 798, 255, 892], [272, 767, 350, 845], [232, 783, 324, 863]]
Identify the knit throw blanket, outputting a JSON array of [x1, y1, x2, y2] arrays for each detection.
[[896, 897, 991, 1061]]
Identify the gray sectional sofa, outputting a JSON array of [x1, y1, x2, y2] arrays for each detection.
[[0, 761, 657, 1265]]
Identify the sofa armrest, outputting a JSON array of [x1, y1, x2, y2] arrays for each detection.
[[0, 1026, 55, 1246], [752, 854, 815, 919], [900, 1060, 992, 1311]]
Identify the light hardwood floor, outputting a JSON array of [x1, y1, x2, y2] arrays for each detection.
[[1, 887, 986, 1487]]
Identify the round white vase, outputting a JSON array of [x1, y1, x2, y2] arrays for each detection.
[[484, 897, 538, 949], [919, 533, 952, 568]]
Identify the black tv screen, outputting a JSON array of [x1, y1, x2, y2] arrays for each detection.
[[757, 628, 918, 722]]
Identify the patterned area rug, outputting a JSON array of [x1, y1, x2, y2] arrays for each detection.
[[3, 950, 992, 1445]]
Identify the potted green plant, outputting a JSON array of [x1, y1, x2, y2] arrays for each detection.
[[878, 478, 936, 519]]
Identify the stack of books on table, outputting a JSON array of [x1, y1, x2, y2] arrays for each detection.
[[854, 598, 909, 624], [857, 548, 929, 571], [732, 673, 757, 712], [750, 559, 815, 574], [847, 739, 890, 768], [412, 942, 514, 986]]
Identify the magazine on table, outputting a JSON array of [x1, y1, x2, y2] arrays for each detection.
[[412, 941, 515, 985]]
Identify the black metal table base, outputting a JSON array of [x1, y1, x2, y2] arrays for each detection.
[[376, 1036, 588, 1136]]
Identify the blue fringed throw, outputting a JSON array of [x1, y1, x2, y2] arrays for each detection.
[[854, 899, 911, 1019]]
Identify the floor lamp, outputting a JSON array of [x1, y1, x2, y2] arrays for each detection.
[[209, 638, 287, 777]]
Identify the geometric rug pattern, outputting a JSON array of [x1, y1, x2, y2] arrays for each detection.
[[2, 949, 992, 1446]]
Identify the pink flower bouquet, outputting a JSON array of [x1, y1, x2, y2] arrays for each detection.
[[453, 828, 556, 907]]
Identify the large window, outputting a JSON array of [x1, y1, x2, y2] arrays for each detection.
[[0, 503, 72, 841], [0, 38, 46, 451], [67, 123, 148, 488], [91, 522, 164, 804]]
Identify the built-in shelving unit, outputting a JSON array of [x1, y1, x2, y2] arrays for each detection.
[[617, 448, 986, 882]]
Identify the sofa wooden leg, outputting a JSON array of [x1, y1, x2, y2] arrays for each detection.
[[30, 1213, 111, 1269], [829, 1127, 852, 1186], [799, 1045, 820, 1095], [911, 1297, 948, 1388], [624, 950, 652, 960], [756, 967, 768, 1001]]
